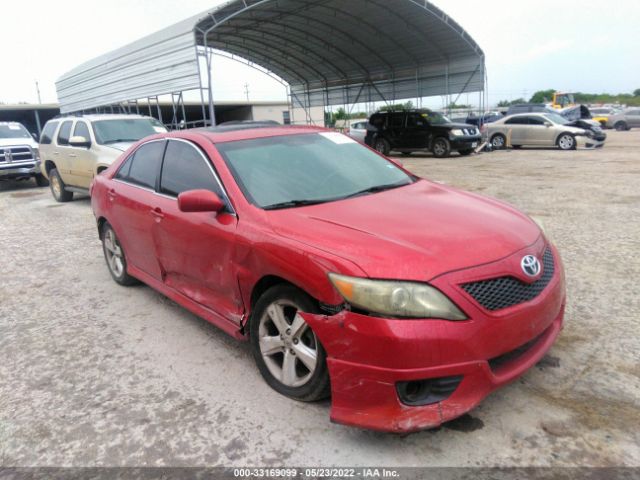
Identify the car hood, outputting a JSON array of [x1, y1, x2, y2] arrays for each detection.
[[103, 141, 135, 152], [267, 180, 541, 281], [0, 138, 37, 148]]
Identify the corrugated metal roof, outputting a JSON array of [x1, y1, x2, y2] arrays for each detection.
[[57, 0, 484, 113]]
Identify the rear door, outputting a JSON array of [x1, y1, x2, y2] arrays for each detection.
[[404, 112, 429, 149], [151, 139, 242, 322], [504, 116, 528, 145], [109, 140, 166, 280], [627, 110, 640, 127]]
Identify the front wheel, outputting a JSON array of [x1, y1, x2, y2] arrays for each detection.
[[431, 137, 451, 158], [249, 284, 330, 402], [557, 133, 576, 150], [49, 168, 73, 202], [614, 121, 628, 131]]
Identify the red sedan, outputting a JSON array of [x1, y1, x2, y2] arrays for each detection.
[[90, 124, 565, 433]]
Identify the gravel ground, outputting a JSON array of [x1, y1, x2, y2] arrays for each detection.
[[0, 130, 639, 468]]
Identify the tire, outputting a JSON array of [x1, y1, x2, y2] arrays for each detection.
[[34, 173, 49, 187], [490, 133, 506, 150], [458, 149, 474, 156], [614, 122, 627, 131], [249, 284, 330, 402], [101, 222, 139, 286], [374, 137, 390, 156], [400, 152, 411, 157], [49, 168, 74, 202], [557, 133, 576, 150], [431, 137, 451, 158]]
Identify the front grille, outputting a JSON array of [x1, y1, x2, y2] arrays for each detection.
[[461, 248, 555, 311], [462, 128, 478, 136], [488, 330, 545, 372], [0, 146, 35, 164]]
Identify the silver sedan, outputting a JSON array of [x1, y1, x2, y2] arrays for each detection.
[[486, 113, 603, 150]]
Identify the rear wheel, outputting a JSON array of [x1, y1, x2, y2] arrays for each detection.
[[101, 222, 138, 286], [615, 121, 628, 131], [249, 284, 330, 402], [49, 169, 73, 202], [431, 137, 451, 158], [490, 133, 506, 150], [374, 137, 390, 156], [557, 133, 576, 150], [34, 173, 49, 187]]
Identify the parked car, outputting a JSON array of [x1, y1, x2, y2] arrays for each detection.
[[0, 122, 48, 186], [606, 108, 640, 131], [91, 124, 565, 433], [487, 112, 604, 150], [39, 114, 167, 202], [465, 111, 504, 127], [506, 104, 553, 116], [589, 107, 619, 128], [345, 120, 368, 143], [365, 109, 481, 157]]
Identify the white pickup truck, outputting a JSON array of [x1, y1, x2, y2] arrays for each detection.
[[0, 122, 48, 186]]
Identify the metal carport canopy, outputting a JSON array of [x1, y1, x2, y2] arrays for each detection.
[[56, 0, 485, 114]]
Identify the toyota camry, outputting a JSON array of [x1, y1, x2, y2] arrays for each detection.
[[90, 124, 565, 433]]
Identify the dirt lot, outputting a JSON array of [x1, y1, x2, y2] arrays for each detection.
[[1, 130, 639, 468]]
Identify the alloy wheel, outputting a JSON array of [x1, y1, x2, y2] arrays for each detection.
[[104, 228, 125, 278], [51, 175, 61, 198], [491, 135, 505, 148], [433, 140, 447, 156], [258, 300, 318, 388], [558, 134, 574, 150]]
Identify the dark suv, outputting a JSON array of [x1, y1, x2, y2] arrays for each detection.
[[365, 110, 482, 157]]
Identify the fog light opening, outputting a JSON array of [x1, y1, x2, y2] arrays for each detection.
[[396, 375, 463, 406]]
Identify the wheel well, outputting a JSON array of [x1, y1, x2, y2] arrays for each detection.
[[44, 160, 56, 174], [96, 166, 108, 174], [97, 217, 107, 240], [250, 275, 292, 308]]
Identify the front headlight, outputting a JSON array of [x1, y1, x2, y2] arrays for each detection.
[[328, 273, 466, 320], [32, 147, 40, 161], [451, 129, 464, 136]]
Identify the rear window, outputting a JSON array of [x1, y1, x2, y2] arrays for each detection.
[[115, 141, 165, 189], [40, 121, 59, 144]]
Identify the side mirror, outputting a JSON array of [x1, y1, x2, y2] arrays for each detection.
[[69, 135, 91, 148], [544, 122, 552, 127], [178, 189, 225, 213]]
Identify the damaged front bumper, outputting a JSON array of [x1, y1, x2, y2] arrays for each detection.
[[300, 245, 566, 433]]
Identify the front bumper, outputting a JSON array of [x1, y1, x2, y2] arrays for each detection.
[[303, 240, 566, 433], [576, 135, 605, 149], [0, 160, 41, 179], [449, 135, 482, 151]]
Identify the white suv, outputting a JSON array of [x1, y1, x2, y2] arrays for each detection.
[[0, 122, 48, 186], [39, 114, 167, 202]]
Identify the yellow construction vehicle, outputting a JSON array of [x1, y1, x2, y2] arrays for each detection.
[[551, 92, 576, 109]]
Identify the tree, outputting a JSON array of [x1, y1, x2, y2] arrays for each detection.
[[380, 101, 414, 112], [634, 89, 640, 97], [529, 89, 556, 104], [447, 102, 472, 110], [334, 107, 348, 120], [497, 98, 526, 107]]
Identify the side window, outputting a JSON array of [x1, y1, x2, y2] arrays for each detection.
[[40, 121, 59, 144], [73, 121, 91, 140], [119, 141, 165, 189], [505, 117, 526, 125], [57, 121, 73, 145], [406, 114, 426, 128], [528, 116, 545, 125], [160, 140, 224, 198], [369, 114, 384, 128], [390, 114, 405, 128]]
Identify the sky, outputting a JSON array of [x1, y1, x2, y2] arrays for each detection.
[[1, 0, 639, 108]]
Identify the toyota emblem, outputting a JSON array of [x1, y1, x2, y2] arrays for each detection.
[[521, 255, 541, 277]]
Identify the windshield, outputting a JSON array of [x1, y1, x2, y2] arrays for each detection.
[[217, 132, 414, 209], [422, 111, 450, 125], [544, 113, 570, 125], [92, 119, 166, 144], [0, 124, 31, 139]]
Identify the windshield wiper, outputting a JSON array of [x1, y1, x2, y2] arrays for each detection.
[[340, 181, 411, 200], [263, 199, 330, 210]]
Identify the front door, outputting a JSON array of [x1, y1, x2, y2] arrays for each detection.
[[68, 120, 95, 189], [525, 115, 556, 146], [152, 139, 242, 323], [109, 140, 166, 280], [404, 112, 429, 149]]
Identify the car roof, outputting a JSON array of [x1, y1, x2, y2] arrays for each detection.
[[190, 125, 329, 143], [50, 114, 155, 122]]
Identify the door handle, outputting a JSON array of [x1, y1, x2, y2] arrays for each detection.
[[69, 153, 77, 158], [107, 188, 117, 201], [53, 151, 59, 155], [150, 207, 164, 221]]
